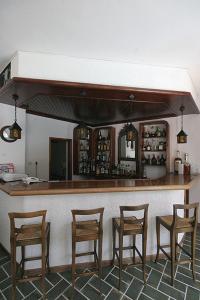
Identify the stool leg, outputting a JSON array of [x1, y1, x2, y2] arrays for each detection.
[[112, 220, 116, 265], [41, 241, 46, 299], [71, 237, 76, 298], [98, 235, 103, 294], [132, 235, 136, 265], [94, 240, 97, 266], [11, 240, 16, 300], [142, 232, 147, 284], [175, 233, 178, 262], [170, 231, 176, 286], [191, 231, 196, 281], [155, 217, 160, 263], [46, 228, 50, 273], [118, 231, 123, 290], [21, 246, 25, 278]]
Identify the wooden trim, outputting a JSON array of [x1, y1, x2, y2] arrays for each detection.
[[49, 137, 72, 180], [12, 77, 195, 97]]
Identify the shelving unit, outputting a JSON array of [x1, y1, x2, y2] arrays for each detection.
[[93, 127, 115, 176], [139, 120, 169, 178], [73, 125, 93, 175]]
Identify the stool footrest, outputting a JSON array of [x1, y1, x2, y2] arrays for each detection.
[[16, 275, 42, 283], [76, 251, 95, 257], [177, 243, 192, 258], [160, 247, 171, 260], [74, 270, 98, 278]]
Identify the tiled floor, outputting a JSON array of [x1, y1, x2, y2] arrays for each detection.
[[0, 231, 200, 299]]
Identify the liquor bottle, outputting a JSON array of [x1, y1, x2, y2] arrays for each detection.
[[184, 153, 191, 175], [98, 130, 102, 141], [160, 154, 166, 166], [151, 154, 157, 165], [174, 150, 182, 174], [146, 142, 151, 151]]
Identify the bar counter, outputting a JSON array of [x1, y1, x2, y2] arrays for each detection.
[[0, 174, 195, 196], [0, 174, 198, 270]]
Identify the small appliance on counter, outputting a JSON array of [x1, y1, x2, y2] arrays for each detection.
[[0, 173, 28, 182]]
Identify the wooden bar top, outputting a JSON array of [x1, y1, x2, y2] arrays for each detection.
[[0, 174, 197, 196]]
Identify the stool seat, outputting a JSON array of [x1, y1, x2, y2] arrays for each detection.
[[16, 222, 50, 245], [75, 220, 99, 241], [113, 217, 143, 233], [158, 215, 193, 230]]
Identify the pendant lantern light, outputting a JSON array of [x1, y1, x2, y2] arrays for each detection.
[[177, 105, 187, 143], [9, 94, 22, 140], [76, 124, 88, 139]]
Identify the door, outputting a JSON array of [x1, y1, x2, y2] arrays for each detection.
[[49, 138, 72, 180]]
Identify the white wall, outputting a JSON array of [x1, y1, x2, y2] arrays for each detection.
[[25, 114, 76, 180], [25, 112, 200, 179], [0, 103, 26, 173]]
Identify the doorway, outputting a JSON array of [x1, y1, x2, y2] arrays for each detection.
[[49, 137, 72, 180]]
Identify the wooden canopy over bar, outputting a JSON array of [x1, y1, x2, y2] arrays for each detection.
[[0, 77, 199, 126], [0, 175, 197, 196]]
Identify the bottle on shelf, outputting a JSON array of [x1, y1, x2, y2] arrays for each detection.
[[98, 130, 102, 141], [151, 154, 157, 165], [174, 150, 182, 174], [146, 142, 151, 151], [160, 154, 166, 165], [184, 153, 191, 175]]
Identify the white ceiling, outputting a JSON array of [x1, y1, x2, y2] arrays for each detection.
[[1, 0, 200, 94]]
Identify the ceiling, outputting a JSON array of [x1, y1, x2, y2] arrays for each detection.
[[0, 78, 198, 126], [1, 1, 200, 118]]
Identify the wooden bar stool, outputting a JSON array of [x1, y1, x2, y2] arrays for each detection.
[[112, 204, 149, 289], [155, 203, 199, 286], [71, 207, 104, 294], [8, 210, 50, 300]]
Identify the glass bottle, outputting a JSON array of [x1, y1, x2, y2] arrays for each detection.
[[184, 153, 191, 175], [151, 154, 157, 165], [174, 150, 182, 174]]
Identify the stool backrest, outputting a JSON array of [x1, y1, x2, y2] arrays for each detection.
[[173, 203, 199, 230], [8, 210, 47, 240], [120, 204, 149, 230], [71, 207, 104, 233]]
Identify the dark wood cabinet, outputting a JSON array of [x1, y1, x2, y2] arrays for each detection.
[[73, 125, 115, 176], [139, 120, 170, 178], [73, 125, 93, 175], [93, 127, 115, 176]]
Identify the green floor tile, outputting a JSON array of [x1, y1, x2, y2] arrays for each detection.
[[185, 286, 200, 300], [90, 275, 112, 295], [106, 288, 123, 300], [17, 281, 36, 297], [46, 272, 63, 285], [81, 283, 104, 299], [138, 293, 151, 300], [146, 269, 162, 288], [142, 284, 168, 300], [24, 290, 42, 299], [158, 282, 185, 300], [47, 279, 69, 299], [64, 286, 88, 300], [0, 267, 8, 282], [2, 286, 23, 300], [105, 273, 128, 293], [125, 277, 143, 299], [112, 267, 133, 284], [161, 274, 186, 293]]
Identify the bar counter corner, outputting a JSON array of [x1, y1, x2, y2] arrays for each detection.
[[0, 174, 198, 271]]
